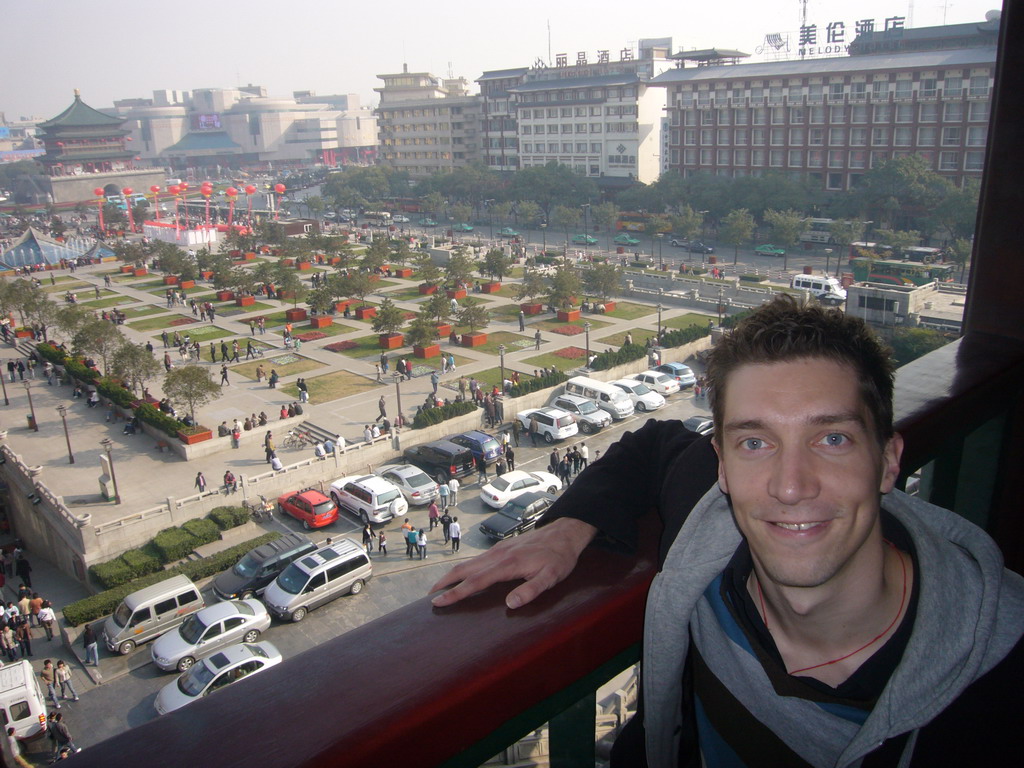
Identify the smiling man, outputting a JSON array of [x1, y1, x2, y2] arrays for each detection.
[[432, 296, 1024, 766]]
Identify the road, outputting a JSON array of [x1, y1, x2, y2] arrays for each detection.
[[59, 385, 710, 752]]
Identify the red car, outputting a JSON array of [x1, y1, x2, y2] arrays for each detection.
[[277, 489, 338, 530]]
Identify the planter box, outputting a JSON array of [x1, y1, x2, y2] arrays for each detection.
[[708, 255, 718, 264], [419, 284, 438, 295], [334, 300, 351, 313], [602, 301, 616, 313], [177, 429, 213, 445], [259, 246, 271, 254], [216, 290, 235, 301], [447, 288, 467, 299], [179, 279, 195, 290], [394, 268, 414, 278], [481, 282, 501, 294], [310, 316, 333, 329], [521, 303, 543, 316], [200, 270, 213, 279], [285, 308, 308, 322], [134, 268, 148, 277], [329, 256, 342, 265], [282, 258, 295, 267], [435, 323, 453, 336], [297, 261, 312, 271], [462, 332, 488, 347], [356, 306, 377, 320], [162, 276, 178, 285], [379, 333, 404, 349], [414, 343, 440, 359], [236, 295, 256, 307], [243, 252, 257, 261], [119, 265, 134, 274], [369, 274, 381, 282], [557, 309, 581, 322], [14, 330, 34, 339]]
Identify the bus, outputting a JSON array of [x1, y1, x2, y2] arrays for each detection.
[[381, 197, 424, 214], [615, 211, 670, 233], [799, 218, 834, 244], [851, 257, 955, 286], [363, 211, 392, 223], [903, 246, 945, 263]]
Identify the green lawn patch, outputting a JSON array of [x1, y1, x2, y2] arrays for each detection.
[[605, 301, 657, 321], [127, 314, 198, 332], [532, 317, 610, 333], [42, 280, 89, 293], [457, 330, 531, 355], [664, 312, 715, 331], [280, 370, 378, 402], [80, 295, 137, 309], [154, 326, 235, 344], [323, 334, 385, 358], [231, 354, 324, 381], [522, 352, 587, 373], [120, 306, 167, 319], [380, 286, 429, 302]]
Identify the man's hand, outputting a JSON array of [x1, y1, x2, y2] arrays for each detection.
[[429, 517, 598, 609]]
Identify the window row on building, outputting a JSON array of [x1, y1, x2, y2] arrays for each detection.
[[674, 147, 984, 171], [675, 124, 988, 146], [672, 100, 989, 127]]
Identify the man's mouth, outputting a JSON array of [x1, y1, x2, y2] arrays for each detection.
[[771, 522, 824, 531]]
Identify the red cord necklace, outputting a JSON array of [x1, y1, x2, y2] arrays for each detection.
[[755, 544, 908, 675]]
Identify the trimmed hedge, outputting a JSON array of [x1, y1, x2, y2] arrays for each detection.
[[136, 401, 190, 438], [65, 532, 282, 627], [660, 324, 710, 349], [182, 518, 220, 547], [152, 527, 201, 563], [507, 370, 568, 398], [119, 548, 162, 580], [35, 342, 67, 365], [96, 377, 136, 409], [210, 506, 250, 530], [88, 558, 134, 591], [412, 399, 477, 429], [589, 342, 646, 371]]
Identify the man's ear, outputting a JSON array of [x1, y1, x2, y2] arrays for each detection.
[[712, 438, 729, 494], [880, 432, 904, 494]]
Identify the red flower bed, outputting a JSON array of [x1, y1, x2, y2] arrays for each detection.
[[324, 340, 359, 352], [169, 317, 197, 327], [402, 311, 417, 320], [553, 346, 587, 359], [294, 331, 327, 342], [550, 324, 584, 336]]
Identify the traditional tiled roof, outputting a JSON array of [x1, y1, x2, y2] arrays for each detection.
[[38, 93, 124, 129]]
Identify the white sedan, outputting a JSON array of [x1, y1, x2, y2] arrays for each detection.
[[611, 379, 666, 412], [378, 464, 440, 506], [154, 641, 282, 715], [478, 470, 562, 509], [630, 371, 681, 396]]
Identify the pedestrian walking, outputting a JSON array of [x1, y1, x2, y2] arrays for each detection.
[[50, 713, 80, 754], [428, 501, 440, 529], [231, 340, 240, 363], [511, 418, 521, 446], [475, 454, 488, 484], [430, 370, 439, 395], [209, 342, 216, 362], [458, 376, 468, 401], [268, 370, 279, 389], [529, 415, 539, 447], [256, 365, 265, 383], [194, 472, 207, 492], [519, 310, 525, 332], [163, 352, 172, 372], [220, 341, 229, 362], [6, 726, 32, 768], [505, 445, 515, 472], [417, 529, 427, 559], [437, 482, 449, 511], [375, 396, 387, 423], [220, 364, 229, 386], [0, 624, 17, 662], [40, 659, 60, 709], [440, 510, 452, 544], [361, 524, 373, 554], [448, 476, 459, 505], [449, 517, 461, 552], [377, 530, 387, 556], [375, 363, 382, 382], [249, 319, 256, 336], [297, 378, 309, 403], [405, 527, 418, 559], [579, 442, 589, 469], [14, 555, 31, 588], [534, 329, 542, 350], [55, 660, 80, 701]]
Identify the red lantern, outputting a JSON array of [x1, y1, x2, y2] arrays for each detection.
[[180, 183, 189, 191], [226, 187, 238, 197], [126, 136, 133, 141], [245, 185, 256, 195], [93, 188, 104, 197], [169, 185, 180, 195], [202, 189, 212, 197], [149, 185, 160, 193], [274, 183, 286, 194], [122, 187, 133, 195]]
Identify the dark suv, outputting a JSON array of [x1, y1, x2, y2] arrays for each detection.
[[448, 430, 503, 465], [403, 439, 475, 482], [212, 532, 317, 601]]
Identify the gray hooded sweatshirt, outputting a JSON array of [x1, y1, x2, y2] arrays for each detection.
[[643, 487, 1024, 768]]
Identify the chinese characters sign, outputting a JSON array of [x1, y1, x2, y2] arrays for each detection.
[[798, 15, 905, 56]]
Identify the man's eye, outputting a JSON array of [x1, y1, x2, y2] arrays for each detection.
[[741, 438, 764, 451], [822, 433, 848, 447]]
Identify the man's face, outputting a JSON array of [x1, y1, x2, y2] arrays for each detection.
[[713, 359, 902, 589]]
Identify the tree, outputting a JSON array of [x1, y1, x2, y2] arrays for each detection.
[[513, 270, 548, 304], [874, 229, 921, 259], [306, 286, 336, 315], [947, 237, 973, 282], [445, 249, 476, 288], [230, 266, 259, 298], [272, 260, 307, 307], [457, 298, 490, 333], [450, 203, 473, 225], [509, 161, 597, 220], [670, 205, 704, 241], [362, 235, 391, 274], [72, 317, 124, 374], [490, 201, 513, 225], [21, 289, 61, 341], [591, 202, 619, 251], [112, 240, 146, 266], [847, 155, 952, 232], [390, 238, 413, 268], [546, 264, 583, 310], [110, 341, 162, 394], [719, 209, 756, 265], [763, 208, 804, 271], [827, 219, 867, 276], [163, 365, 222, 423], [371, 298, 406, 337], [482, 248, 512, 282], [422, 191, 445, 219], [338, 270, 375, 307], [551, 205, 582, 244], [584, 262, 622, 300], [516, 200, 542, 229], [304, 195, 325, 220], [890, 328, 952, 367], [422, 292, 454, 325], [413, 252, 443, 287], [405, 313, 438, 348]]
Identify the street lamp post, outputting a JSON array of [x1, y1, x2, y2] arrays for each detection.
[[584, 322, 591, 366], [657, 303, 663, 342], [824, 248, 834, 276], [498, 344, 506, 389], [0, 368, 8, 406], [393, 372, 404, 427], [540, 223, 547, 255], [23, 381, 37, 432], [656, 233, 665, 269], [581, 204, 590, 257], [718, 286, 725, 326], [57, 404, 74, 464], [100, 437, 121, 504]]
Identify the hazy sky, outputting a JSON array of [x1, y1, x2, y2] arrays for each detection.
[[0, 0, 999, 120]]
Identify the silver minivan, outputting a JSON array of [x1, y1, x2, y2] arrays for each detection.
[[564, 376, 635, 420], [103, 574, 206, 655], [262, 539, 371, 622]]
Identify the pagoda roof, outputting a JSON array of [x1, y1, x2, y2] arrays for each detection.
[[46, 128, 130, 140], [55, 149, 135, 161], [38, 93, 124, 130]]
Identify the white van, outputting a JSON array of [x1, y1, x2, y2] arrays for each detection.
[[102, 574, 206, 655], [791, 274, 847, 303], [564, 376, 635, 420], [262, 539, 372, 623], [0, 660, 48, 740]]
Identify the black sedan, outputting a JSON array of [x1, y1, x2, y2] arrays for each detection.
[[686, 241, 715, 254], [479, 492, 557, 542]]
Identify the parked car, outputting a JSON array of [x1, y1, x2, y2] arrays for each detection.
[[686, 241, 715, 254], [420, 217, 438, 226], [754, 243, 787, 257], [683, 416, 715, 436], [613, 233, 641, 246], [571, 234, 598, 245], [654, 362, 697, 388], [452, 222, 474, 232], [448, 430, 503, 465], [154, 641, 282, 715], [669, 235, 691, 248], [277, 489, 339, 530], [498, 227, 520, 238], [378, 464, 440, 506], [610, 379, 666, 412], [262, 539, 371, 622], [403, 439, 476, 482], [631, 371, 681, 396], [150, 600, 271, 673], [551, 394, 612, 434], [329, 474, 408, 525], [515, 407, 579, 443], [479, 470, 562, 509], [392, 214, 410, 223], [212, 533, 317, 601], [479, 492, 557, 541]]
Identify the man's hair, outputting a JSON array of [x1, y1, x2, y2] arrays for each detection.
[[707, 295, 895, 443]]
